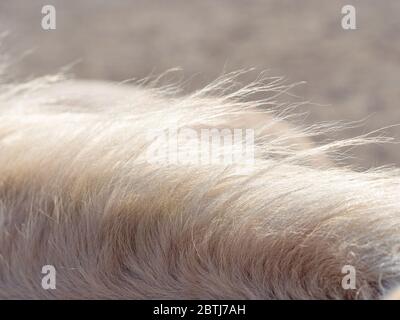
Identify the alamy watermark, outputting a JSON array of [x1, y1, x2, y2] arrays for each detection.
[[41, 265, 56, 290], [341, 5, 356, 30], [146, 127, 255, 167], [41, 5, 56, 30], [341, 265, 356, 290]]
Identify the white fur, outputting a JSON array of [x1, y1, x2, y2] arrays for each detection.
[[0, 73, 399, 299]]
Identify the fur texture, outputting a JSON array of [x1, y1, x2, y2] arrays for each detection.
[[0, 73, 399, 299]]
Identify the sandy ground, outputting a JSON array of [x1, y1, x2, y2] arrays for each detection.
[[0, 0, 399, 167]]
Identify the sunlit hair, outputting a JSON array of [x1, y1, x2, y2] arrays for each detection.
[[0, 71, 399, 299]]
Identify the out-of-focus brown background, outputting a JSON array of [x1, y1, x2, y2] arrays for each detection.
[[1, 0, 399, 167]]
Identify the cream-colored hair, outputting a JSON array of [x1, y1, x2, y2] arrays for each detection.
[[0, 73, 399, 299]]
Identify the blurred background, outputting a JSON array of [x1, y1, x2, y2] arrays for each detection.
[[0, 0, 399, 167]]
